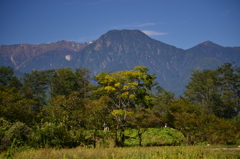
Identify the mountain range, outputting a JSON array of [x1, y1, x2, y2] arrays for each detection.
[[1, 29, 240, 95]]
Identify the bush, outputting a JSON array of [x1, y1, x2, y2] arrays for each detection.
[[0, 121, 31, 152], [30, 122, 87, 149], [0, 118, 11, 141], [30, 122, 67, 148], [124, 128, 185, 147]]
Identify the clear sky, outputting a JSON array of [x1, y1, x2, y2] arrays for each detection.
[[0, 0, 239, 49]]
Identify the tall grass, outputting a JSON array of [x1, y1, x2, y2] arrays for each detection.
[[2, 146, 240, 159]]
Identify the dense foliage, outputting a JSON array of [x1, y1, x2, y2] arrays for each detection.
[[0, 64, 240, 152]]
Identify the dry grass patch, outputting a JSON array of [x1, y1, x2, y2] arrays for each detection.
[[1, 146, 240, 159]]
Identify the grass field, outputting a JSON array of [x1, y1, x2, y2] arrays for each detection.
[[1, 146, 240, 159], [1, 127, 240, 158]]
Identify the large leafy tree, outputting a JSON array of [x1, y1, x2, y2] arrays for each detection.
[[74, 67, 92, 98], [94, 66, 156, 146], [22, 69, 54, 112], [50, 67, 91, 98], [44, 67, 92, 128], [184, 69, 219, 115], [184, 63, 240, 118], [50, 68, 76, 97], [44, 92, 86, 129], [0, 85, 36, 125], [216, 63, 240, 118], [94, 66, 155, 109]]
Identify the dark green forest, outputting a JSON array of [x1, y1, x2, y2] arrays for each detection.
[[0, 63, 240, 151]]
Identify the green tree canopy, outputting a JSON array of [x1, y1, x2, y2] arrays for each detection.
[[0, 66, 22, 88], [94, 66, 156, 109], [50, 67, 91, 98], [216, 63, 240, 118], [184, 63, 240, 118], [22, 69, 54, 112], [0, 85, 36, 125]]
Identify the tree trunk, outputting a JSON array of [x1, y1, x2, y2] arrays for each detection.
[[93, 130, 97, 148], [138, 133, 142, 147], [120, 126, 125, 147], [114, 129, 119, 147]]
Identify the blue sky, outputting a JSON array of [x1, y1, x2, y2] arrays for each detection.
[[0, 0, 239, 49]]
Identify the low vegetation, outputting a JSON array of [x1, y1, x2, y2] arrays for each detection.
[[2, 145, 240, 159]]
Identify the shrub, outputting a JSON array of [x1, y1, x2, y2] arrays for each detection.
[[0, 118, 11, 141], [0, 121, 31, 152], [124, 128, 185, 147], [30, 122, 87, 149], [30, 122, 68, 148]]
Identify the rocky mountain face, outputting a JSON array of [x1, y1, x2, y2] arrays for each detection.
[[1, 29, 239, 95]]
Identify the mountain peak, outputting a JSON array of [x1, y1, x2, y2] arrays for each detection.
[[99, 29, 149, 40], [201, 41, 214, 45], [199, 41, 222, 47], [105, 29, 145, 34], [86, 29, 175, 54], [55, 40, 70, 43], [188, 41, 223, 50]]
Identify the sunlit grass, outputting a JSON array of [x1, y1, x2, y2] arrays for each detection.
[[1, 146, 240, 159]]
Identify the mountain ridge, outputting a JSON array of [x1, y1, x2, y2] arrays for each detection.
[[1, 29, 239, 95], [0, 40, 89, 70]]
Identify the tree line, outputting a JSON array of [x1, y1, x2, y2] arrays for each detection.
[[0, 63, 240, 150]]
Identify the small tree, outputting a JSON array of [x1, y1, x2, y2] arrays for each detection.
[[167, 98, 201, 145], [85, 97, 110, 148], [129, 109, 164, 146]]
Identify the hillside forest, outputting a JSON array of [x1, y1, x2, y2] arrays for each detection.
[[0, 63, 240, 151]]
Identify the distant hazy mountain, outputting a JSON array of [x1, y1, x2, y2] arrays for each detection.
[[0, 40, 89, 72], [1, 30, 239, 95]]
